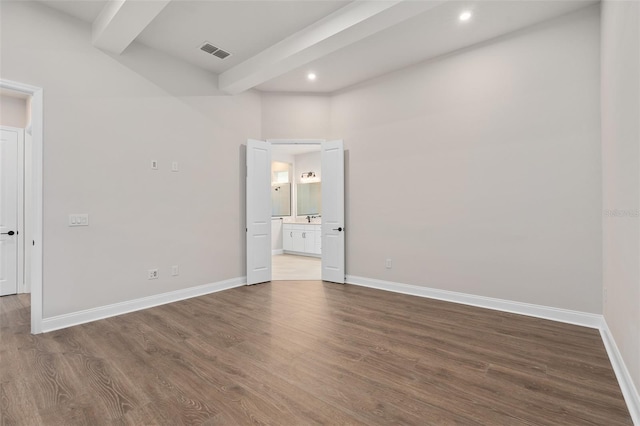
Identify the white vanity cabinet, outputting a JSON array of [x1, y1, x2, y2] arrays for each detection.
[[283, 224, 321, 256]]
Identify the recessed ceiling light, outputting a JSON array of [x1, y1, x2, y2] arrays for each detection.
[[307, 73, 317, 81], [459, 10, 472, 22]]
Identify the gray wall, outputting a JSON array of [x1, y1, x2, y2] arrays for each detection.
[[1, 1, 261, 317], [1, 2, 607, 321], [261, 93, 331, 139], [601, 0, 640, 395], [330, 6, 602, 312]]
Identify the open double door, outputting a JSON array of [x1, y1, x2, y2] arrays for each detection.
[[246, 139, 345, 285]]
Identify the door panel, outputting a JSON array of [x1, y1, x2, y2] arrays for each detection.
[[291, 230, 303, 252], [283, 227, 293, 251], [303, 230, 315, 253], [321, 140, 345, 283], [0, 128, 19, 296], [246, 139, 272, 285]]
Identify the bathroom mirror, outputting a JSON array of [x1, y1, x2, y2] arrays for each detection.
[[272, 183, 291, 217], [297, 182, 321, 215]]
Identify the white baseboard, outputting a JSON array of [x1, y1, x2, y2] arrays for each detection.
[[41, 277, 246, 333], [600, 320, 640, 425], [282, 250, 321, 258], [272, 249, 284, 255], [346, 275, 603, 329]]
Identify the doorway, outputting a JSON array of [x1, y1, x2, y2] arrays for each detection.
[[246, 139, 345, 285], [0, 125, 25, 297], [271, 143, 322, 280], [0, 79, 44, 334]]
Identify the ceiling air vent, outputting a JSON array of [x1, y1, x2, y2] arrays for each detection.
[[200, 42, 232, 60]]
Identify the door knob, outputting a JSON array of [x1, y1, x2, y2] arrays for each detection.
[[1, 230, 16, 236], [332, 227, 343, 232]]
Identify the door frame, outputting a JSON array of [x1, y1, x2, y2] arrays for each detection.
[[1, 79, 44, 334], [264, 139, 345, 283], [1, 125, 25, 296]]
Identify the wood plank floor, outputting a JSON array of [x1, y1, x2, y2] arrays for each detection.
[[0, 282, 632, 425]]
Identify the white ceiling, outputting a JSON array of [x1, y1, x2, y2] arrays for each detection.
[[37, 0, 598, 94], [39, 0, 107, 23], [256, 0, 598, 93], [137, 1, 350, 74]]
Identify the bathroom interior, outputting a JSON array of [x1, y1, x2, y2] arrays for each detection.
[[271, 144, 322, 280]]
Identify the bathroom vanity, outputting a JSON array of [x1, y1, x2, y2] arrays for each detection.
[[283, 223, 321, 256]]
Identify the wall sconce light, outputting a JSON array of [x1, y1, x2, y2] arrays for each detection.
[[301, 172, 316, 179]]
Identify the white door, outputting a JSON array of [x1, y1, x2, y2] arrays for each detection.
[[321, 140, 345, 283], [0, 128, 20, 296], [246, 139, 272, 285]]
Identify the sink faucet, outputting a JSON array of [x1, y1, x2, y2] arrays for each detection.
[[306, 215, 311, 223]]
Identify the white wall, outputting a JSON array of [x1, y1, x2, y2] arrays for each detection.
[[330, 6, 602, 313], [601, 0, 640, 396], [271, 219, 283, 252], [261, 93, 330, 139], [0, 1, 261, 317], [0, 1, 611, 326], [294, 151, 321, 184], [0, 94, 27, 127]]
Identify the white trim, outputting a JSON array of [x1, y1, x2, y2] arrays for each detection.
[[283, 250, 320, 258], [0, 79, 43, 334], [272, 249, 284, 255], [600, 320, 640, 425], [267, 139, 324, 145], [41, 277, 246, 333], [16, 128, 25, 294], [345, 275, 603, 329]]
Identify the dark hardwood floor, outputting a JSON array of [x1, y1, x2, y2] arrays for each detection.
[[0, 281, 632, 425]]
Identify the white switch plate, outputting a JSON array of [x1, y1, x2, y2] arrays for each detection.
[[69, 214, 89, 227], [171, 265, 179, 276], [171, 161, 179, 172], [151, 160, 158, 170], [385, 258, 392, 269]]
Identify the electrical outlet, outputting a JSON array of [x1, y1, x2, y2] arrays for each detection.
[[171, 265, 179, 276], [151, 160, 158, 170], [385, 258, 392, 269], [148, 269, 159, 280]]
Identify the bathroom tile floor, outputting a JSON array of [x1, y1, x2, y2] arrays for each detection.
[[272, 254, 321, 280]]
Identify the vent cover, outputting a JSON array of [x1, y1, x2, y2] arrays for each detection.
[[200, 42, 232, 60]]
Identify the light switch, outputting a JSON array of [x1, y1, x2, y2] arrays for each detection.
[[171, 161, 179, 172], [69, 214, 89, 227]]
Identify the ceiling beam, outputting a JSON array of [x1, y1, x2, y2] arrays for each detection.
[[92, 0, 172, 54], [218, 0, 444, 95]]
